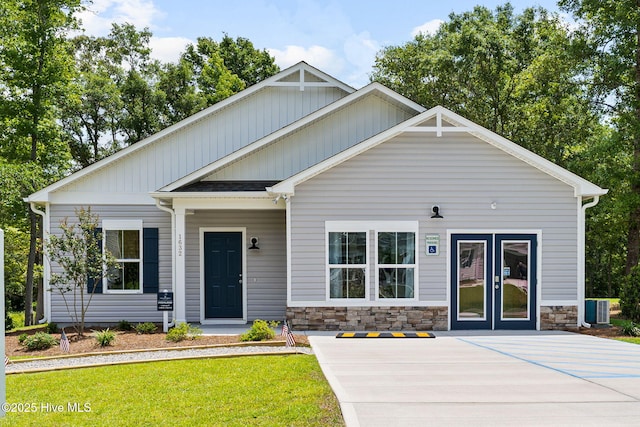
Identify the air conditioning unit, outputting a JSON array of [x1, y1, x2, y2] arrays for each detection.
[[596, 300, 610, 324]]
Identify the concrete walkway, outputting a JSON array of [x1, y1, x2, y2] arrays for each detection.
[[309, 332, 640, 427]]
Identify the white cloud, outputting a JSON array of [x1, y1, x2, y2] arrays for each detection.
[[149, 36, 192, 64], [343, 31, 380, 88], [411, 19, 444, 37], [76, 0, 163, 36], [269, 45, 344, 77]]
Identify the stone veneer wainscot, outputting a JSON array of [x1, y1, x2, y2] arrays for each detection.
[[286, 306, 449, 331]]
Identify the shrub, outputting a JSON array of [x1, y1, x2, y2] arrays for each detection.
[[94, 328, 116, 347], [621, 266, 640, 322], [18, 333, 28, 344], [135, 322, 157, 334], [117, 320, 133, 331], [621, 321, 640, 337], [5, 312, 14, 331], [240, 319, 279, 342], [46, 322, 58, 334], [166, 322, 202, 342], [22, 332, 58, 351]]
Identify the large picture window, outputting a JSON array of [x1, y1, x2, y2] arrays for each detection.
[[103, 220, 143, 293], [377, 232, 415, 299], [328, 232, 367, 299], [326, 221, 418, 302]]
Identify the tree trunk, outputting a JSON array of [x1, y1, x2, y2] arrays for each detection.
[[24, 210, 38, 326], [626, 15, 640, 275]]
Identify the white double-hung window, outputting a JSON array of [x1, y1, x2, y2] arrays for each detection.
[[326, 221, 418, 302], [103, 220, 143, 293]]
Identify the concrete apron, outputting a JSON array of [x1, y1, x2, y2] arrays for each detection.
[[310, 332, 640, 427]]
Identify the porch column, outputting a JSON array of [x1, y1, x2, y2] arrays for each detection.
[[174, 207, 187, 323]]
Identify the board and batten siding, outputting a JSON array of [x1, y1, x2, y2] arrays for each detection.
[[184, 210, 286, 322], [289, 132, 579, 303], [204, 94, 418, 181], [62, 86, 348, 197], [48, 205, 171, 323]]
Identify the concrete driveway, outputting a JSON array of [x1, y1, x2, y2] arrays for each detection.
[[309, 332, 640, 427]]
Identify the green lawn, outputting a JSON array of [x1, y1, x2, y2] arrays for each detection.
[[0, 355, 344, 427]]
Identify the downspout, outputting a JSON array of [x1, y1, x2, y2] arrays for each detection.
[[29, 202, 49, 324], [155, 198, 176, 328], [578, 195, 600, 328]]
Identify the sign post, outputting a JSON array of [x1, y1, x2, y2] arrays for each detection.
[[157, 290, 174, 332]]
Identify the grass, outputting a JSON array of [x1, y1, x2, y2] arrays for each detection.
[[0, 355, 344, 427], [615, 337, 640, 345]]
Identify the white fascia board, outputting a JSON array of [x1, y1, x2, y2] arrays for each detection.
[[26, 62, 354, 203], [271, 105, 607, 198], [160, 83, 425, 192]]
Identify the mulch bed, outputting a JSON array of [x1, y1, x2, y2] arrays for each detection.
[[6, 327, 309, 358]]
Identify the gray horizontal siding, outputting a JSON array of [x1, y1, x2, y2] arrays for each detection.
[[290, 132, 579, 303], [205, 94, 418, 181], [64, 86, 347, 194], [49, 205, 172, 323], [184, 210, 286, 322]]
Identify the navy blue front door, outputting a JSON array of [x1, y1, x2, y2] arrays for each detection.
[[204, 232, 243, 319], [451, 234, 537, 330]]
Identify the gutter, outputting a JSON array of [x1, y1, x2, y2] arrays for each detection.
[[578, 196, 600, 328], [29, 202, 49, 324], [154, 198, 176, 328]]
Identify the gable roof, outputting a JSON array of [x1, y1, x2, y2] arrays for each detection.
[[268, 105, 608, 199], [27, 62, 354, 203], [154, 82, 425, 194]]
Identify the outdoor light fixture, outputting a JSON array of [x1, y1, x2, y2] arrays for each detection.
[[249, 237, 260, 250], [431, 205, 443, 219]]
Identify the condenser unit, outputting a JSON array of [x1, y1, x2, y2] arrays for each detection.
[[596, 300, 610, 325]]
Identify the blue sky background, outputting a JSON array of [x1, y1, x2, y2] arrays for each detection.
[[77, 0, 565, 88]]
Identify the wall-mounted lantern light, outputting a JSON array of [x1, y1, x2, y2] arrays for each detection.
[[249, 237, 260, 250], [431, 205, 443, 219]]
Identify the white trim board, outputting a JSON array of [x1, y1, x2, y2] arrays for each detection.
[[199, 227, 248, 323]]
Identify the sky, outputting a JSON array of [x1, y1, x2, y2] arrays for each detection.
[[76, 0, 565, 88]]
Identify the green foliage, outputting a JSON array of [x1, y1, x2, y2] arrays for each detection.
[[94, 328, 116, 347], [47, 207, 119, 336], [372, 4, 599, 168], [135, 322, 157, 334], [5, 312, 14, 331], [620, 266, 640, 322], [166, 322, 202, 342], [620, 321, 640, 337], [18, 333, 28, 344], [46, 322, 58, 334], [117, 319, 133, 331], [22, 332, 58, 351], [240, 319, 279, 342]]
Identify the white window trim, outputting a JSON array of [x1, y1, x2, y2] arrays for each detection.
[[326, 227, 370, 301], [102, 220, 143, 294], [325, 221, 419, 303], [375, 231, 418, 302]]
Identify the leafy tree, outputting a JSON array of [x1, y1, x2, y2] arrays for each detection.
[[371, 4, 599, 168], [62, 34, 123, 167], [47, 207, 118, 336], [0, 0, 80, 325], [559, 0, 640, 274]]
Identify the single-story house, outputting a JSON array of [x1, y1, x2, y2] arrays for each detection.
[[28, 62, 607, 331]]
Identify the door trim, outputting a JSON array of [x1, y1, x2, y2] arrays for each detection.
[[447, 229, 542, 330], [199, 227, 247, 324]]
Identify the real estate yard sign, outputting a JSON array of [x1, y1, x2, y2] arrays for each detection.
[[0, 229, 5, 417]]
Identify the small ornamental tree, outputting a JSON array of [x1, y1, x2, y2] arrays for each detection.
[[47, 207, 118, 336]]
